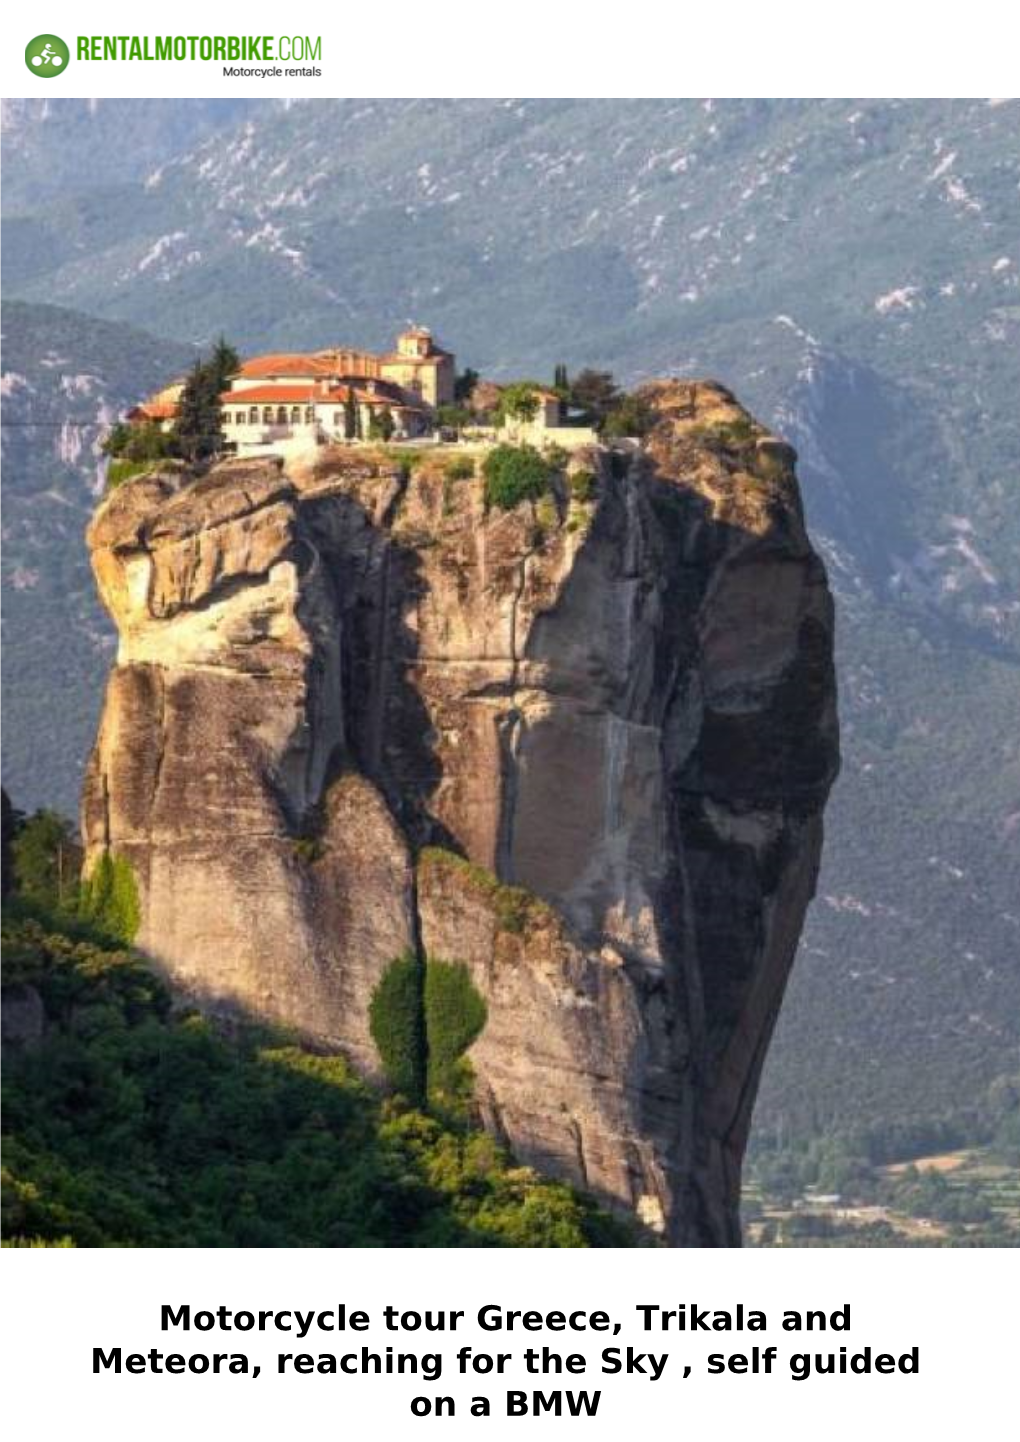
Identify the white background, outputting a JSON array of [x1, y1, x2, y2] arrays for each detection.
[[2, 3, 1019, 1437], [3, 1248, 1017, 1437]]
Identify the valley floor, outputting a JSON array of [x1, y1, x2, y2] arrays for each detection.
[[744, 1148, 1020, 1247]]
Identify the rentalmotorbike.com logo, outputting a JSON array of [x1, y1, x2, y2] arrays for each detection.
[[25, 34, 70, 75]]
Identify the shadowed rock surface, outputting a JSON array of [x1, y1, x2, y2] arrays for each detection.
[[82, 380, 839, 1245]]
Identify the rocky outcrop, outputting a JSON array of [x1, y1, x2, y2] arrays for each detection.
[[82, 380, 839, 1244]]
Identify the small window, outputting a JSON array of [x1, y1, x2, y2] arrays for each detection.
[[333, 411, 342, 427], [249, 407, 258, 424], [277, 406, 288, 425], [305, 407, 315, 423], [263, 407, 273, 424], [235, 411, 245, 425], [290, 406, 301, 423]]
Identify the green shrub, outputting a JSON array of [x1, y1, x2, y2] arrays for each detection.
[[418, 847, 552, 935], [482, 444, 552, 511], [444, 456, 475, 481], [103, 419, 178, 465], [100, 421, 133, 458], [601, 395, 656, 438], [369, 950, 427, 1103], [106, 458, 156, 490], [535, 494, 559, 533], [697, 416, 755, 450], [380, 446, 427, 472], [494, 887, 533, 934], [425, 960, 487, 1099], [543, 443, 569, 471], [79, 852, 140, 944], [436, 405, 473, 431], [569, 468, 596, 503]]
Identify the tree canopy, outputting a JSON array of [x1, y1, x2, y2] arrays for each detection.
[[482, 444, 553, 511], [1, 908, 633, 1248], [172, 338, 239, 463]]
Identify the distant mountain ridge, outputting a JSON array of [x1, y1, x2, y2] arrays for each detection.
[[0, 301, 195, 811], [2, 98, 1018, 1141]]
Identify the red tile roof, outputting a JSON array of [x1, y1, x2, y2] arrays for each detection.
[[237, 355, 336, 378], [222, 386, 320, 404], [221, 385, 424, 410], [128, 401, 178, 420]]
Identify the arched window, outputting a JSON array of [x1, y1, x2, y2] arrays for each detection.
[[305, 407, 315, 423], [249, 407, 258, 424], [290, 406, 301, 423], [263, 407, 273, 424], [277, 406, 288, 425]]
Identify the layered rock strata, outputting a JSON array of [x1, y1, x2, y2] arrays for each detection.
[[83, 380, 839, 1244]]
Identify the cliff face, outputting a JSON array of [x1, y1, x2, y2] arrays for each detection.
[[82, 380, 839, 1245]]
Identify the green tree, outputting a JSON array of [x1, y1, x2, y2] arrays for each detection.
[[210, 336, 240, 389], [2, 788, 24, 901], [482, 444, 552, 511], [602, 394, 656, 439], [11, 810, 78, 910], [80, 852, 141, 944], [454, 367, 479, 404], [126, 421, 177, 463], [101, 421, 133, 458], [436, 404, 473, 432], [569, 369, 619, 425], [173, 358, 222, 463], [344, 389, 358, 440], [172, 340, 238, 464], [497, 382, 541, 425], [369, 406, 396, 442], [2, 910, 634, 1248], [369, 951, 426, 1103], [425, 960, 487, 1099], [103, 419, 177, 470]]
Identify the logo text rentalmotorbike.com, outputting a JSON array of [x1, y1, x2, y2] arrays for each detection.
[[75, 35, 321, 62]]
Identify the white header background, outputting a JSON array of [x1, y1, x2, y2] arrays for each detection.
[[1, 0, 1018, 97], [2, 3, 1019, 1438]]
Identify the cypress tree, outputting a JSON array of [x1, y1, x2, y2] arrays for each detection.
[[174, 358, 223, 463], [344, 388, 357, 440], [210, 336, 240, 391], [173, 338, 238, 463], [2, 789, 23, 901], [369, 951, 426, 1103]]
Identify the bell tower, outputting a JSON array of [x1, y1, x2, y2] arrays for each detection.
[[397, 326, 433, 359]]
